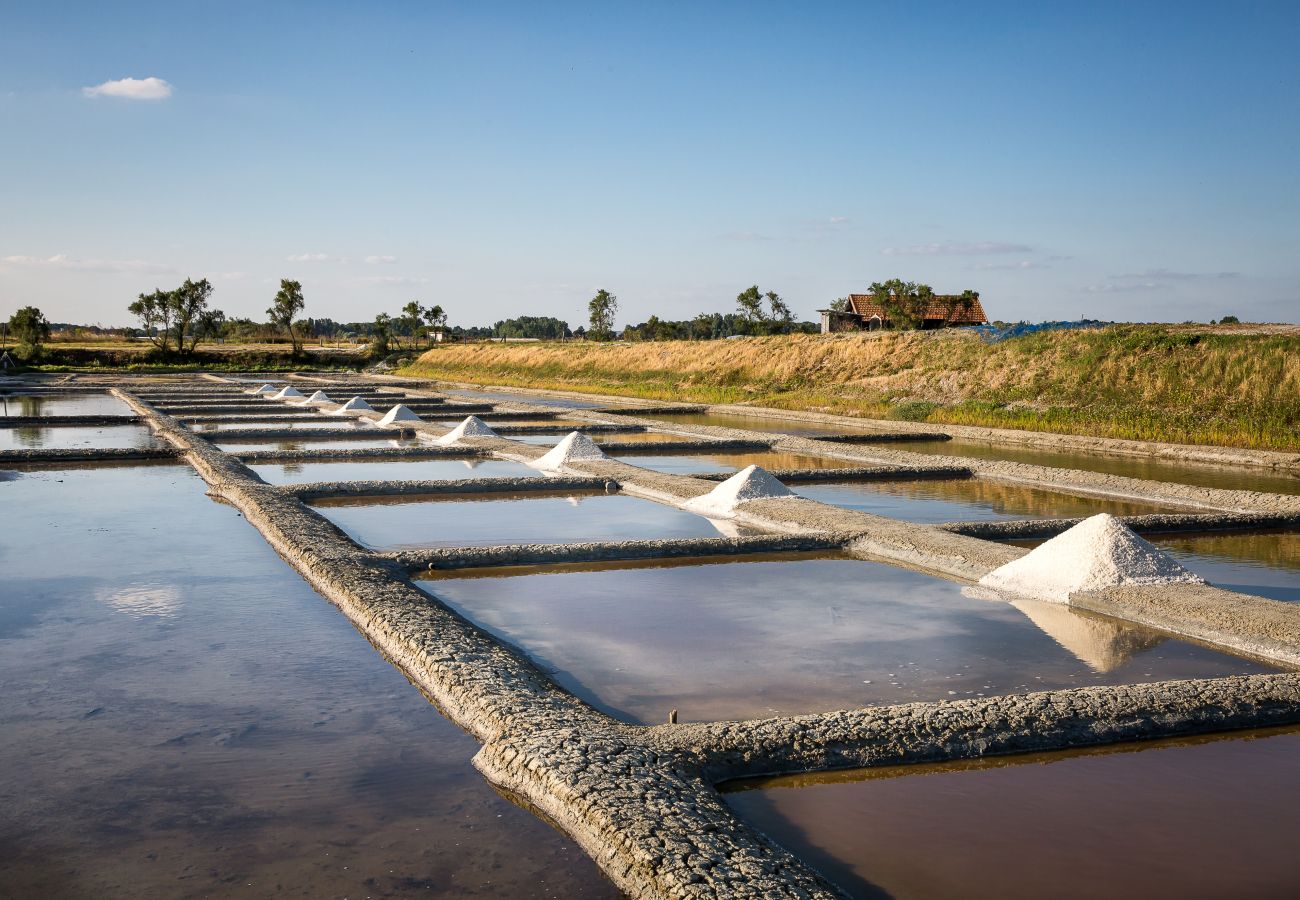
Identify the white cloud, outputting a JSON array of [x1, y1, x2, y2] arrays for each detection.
[[972, 260, 1048, 271], [364, 254, 398, 264], [82, 76, 173, 101], [285, 252, 344, 263], [827, 216, 851, 225], [1, 253, 173, 274], [357, 275, 430, 286], [1109, 268, 1240, 281], [882, 241, 1032, 256]]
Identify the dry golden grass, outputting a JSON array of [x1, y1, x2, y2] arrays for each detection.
[[403, 326, 1300, 451]]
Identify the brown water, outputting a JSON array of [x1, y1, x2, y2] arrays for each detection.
[[724, 726, 1300, 900], [0, 465, 616, 898], [614, 449, 864, 475], [315, 492, 750, 550], [796, 478, 1177, 523], [0, 392, 133, 416], [250, 457, 538, 486], [421, 557, 1271, 724], [0, 425, 162, 451], [883, 437, 1300, 496], [645, 411, 889, 438]]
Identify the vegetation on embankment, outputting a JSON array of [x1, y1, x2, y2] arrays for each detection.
[[402, 325, 1300, 451]]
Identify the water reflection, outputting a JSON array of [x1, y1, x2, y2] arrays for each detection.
[[0, 425, 162, 451]]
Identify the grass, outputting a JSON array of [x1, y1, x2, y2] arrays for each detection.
[[399, 326, 1300, 451]]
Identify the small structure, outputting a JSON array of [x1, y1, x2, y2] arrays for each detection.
[[820, 293, 989, 333]]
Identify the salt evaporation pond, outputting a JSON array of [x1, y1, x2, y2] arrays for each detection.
[[214, 436, 424, 452], [0, 465, 615, 897], [645, 411, 891, 438], [614, 449, 865, 475], [192, 419, 370, 431], [871, 436, 1300, 496], [422, 556, 1272, 724], [796, 478, 1177, 523], [0, 392, 133, 416], [724, 727, 1300, 900], [249, 456, 538, 485], [441, 388, 610, 409], [511, 431, 701, 447], [314, 492, 747, 550], [0, 425, 162, 451]]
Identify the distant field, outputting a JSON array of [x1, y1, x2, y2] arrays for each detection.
[[401, 325, 1300, 451], [15, 339, 370, 371]]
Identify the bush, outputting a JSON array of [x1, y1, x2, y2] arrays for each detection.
[[892, 399, 937, 421]]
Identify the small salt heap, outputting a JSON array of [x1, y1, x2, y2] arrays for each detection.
[[330, 396, 374, 415], [527, 432, 607, 471], [246, 383, 277, 395], [294, 390, 333, 406], [377, 404, 422, 427], [435, 416, 498, 447], [978, 513, 1203, 603], [682, 465, 794, 519], [271, 386, 305, 400]]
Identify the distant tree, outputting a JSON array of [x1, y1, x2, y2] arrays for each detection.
[[371, 312, 392, 357], [195, 308, 227, 346], [128, 289, 177, 354], [400, 301, 427, 349], [766, 291, 794, 332], [736, 285, 767, 325], [829, 296, 852, 313], [268, 279, 307, 357], [172, 278, 216, 355], [588, 289, 618, 341], [8, 306, 50, 359], [423, 303, 447, 334], [1219, 314, 1240, 325], [868, 278, 934, 330]]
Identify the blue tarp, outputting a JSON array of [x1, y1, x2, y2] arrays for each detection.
[[967, 320, 1111, 343]]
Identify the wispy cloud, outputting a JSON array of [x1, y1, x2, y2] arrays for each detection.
[[1109, 268, 1240, 281], [286, 252, 345, 263], [82, 76, 173, 101], [356, 275, 429, 286], [363, 254, 398, 265], [1083, 281, 1168, 293], [882, 241, 1032, 256], [1, 253, 173, 274], [972, 260, 1048, 271]]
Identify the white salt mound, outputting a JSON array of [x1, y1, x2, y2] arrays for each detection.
[[435, 416, 498, 447], [271, 386, 305, 400], [294, 390, 332, 406], [528, 432, 607, 471], [683, 465, 794, 519], [377, 404, 422, 426], [978, 513, 1204, 603], [330, 396, 374, 414], [246, 383, 277, 395]]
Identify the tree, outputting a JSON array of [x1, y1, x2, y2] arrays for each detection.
[[766, 291, 794, 332], [736, 285, 766, 324], [128, 289, 177, 354], [868, 279, 934, 330], [423, 303, 447, 333], [400, 301, 426, 349], [173, 277, 216, 355], [370, 312, 392, 358], [588, 289, 618, 341], [8, 306, 50, 359], [829, 296, 852, 313], [268, 279, 306, 357]]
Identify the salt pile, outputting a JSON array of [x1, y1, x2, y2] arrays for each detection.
[[271, 386, 305, 400], [246, 383, 277, 395], [330, 396, 374, 415], [435, 416, 498, 446], [978, 513, 1204, 603], [683, 465, 794, 519], [527, 432, 607, 471], [294, 390, 333, 406], [377, 404, 422, 427]]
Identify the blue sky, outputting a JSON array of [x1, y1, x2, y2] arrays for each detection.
[[2, 1, 1297, 328]]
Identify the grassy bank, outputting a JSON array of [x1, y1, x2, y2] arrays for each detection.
[[401, 326, 1300, 451]]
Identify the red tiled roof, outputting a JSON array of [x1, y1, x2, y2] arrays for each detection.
[[848, 294, 988, 325]]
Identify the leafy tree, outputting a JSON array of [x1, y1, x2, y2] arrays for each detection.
[[400, 301, 426, 349], [829, 296, 852, 313], [423, 304, 447, 332], [588, 289, 618, 341], [128, 289, 177, 354], [766, 291, 794, 332], [370, 312, 392, 358], [195, 308, 227, 345], [173, 278, 216, 355], [268, 279, 307, 357], [868, 278, 935, 330], [8, 306, 50, 358], [736, 285, 766, 324], [1219, 314, 1240, 325]]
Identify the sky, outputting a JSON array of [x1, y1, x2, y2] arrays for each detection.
[[1, 1, 1297, 328]]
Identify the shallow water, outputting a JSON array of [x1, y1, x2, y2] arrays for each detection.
[[421, 557, 1271, 724], [192, 419, 366, 432], [614, 449, 864, 475], [0, 425, 162, 451], [885, 437, 1300, 496], [0, 465, 615, 898], [316, 492, 745, 550], [724, 727, 1300, 900], [797, 478, 1177, 523], [512, 431, 695, 447], [250, 457, 538, 485], [0, 392, 133, 417], [214, 436, 424, 452], [644, 411, 888, 438], [442, 388, 608, 409]]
